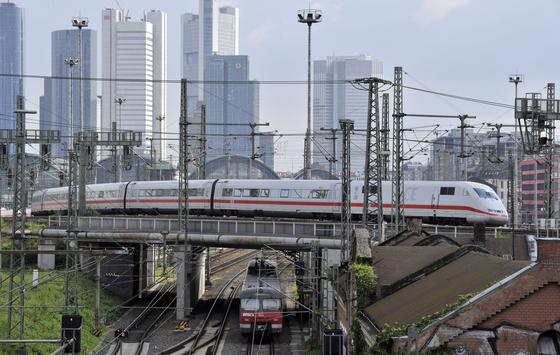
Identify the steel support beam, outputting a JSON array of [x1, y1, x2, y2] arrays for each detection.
[[381, 93, 390, 180]]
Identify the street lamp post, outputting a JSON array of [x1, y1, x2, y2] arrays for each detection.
[[72, 17, 89, 214], [114, 97, 127, 182], [297, 8, 322, 180]]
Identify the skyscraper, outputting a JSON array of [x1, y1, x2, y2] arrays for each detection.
[[182, 1, 263, 163], [182, 1, 239, 107], [205, 55, 259, 160], [40, 29, 97, 157], [0, 2, 23, 135], [101, 9, 167, 160], [313, 55, 383, 175]]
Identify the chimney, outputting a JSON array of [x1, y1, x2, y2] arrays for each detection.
[[537, 238, 560, 264]]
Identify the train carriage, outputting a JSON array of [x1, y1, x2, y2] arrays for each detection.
[[239, 258, 283, 335], [31, 179, 509, 226]]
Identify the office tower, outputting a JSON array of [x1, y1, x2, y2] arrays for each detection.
[[182, 1, 263, 163], [41, 29, 97, 157], [313, 55, 383, 176], [205, 55, 259, 161], [0, 2, 24, 135], [101, 8, 167, 160]]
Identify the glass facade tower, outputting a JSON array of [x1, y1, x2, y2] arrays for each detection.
[[0, 2, 24, 134]]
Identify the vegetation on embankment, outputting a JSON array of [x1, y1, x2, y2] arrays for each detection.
[[0, 270, 123, 354]]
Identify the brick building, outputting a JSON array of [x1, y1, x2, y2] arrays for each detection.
[[365, 239, 560, 354], [412, 238, 560, 354]]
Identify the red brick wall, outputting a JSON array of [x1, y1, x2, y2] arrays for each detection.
[[538, 239, 560, 264], [480, 283, 560, 332]]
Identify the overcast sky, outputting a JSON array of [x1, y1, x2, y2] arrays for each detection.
[[13, 0, 560, 171]]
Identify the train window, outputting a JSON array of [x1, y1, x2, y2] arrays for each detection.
[[98, 191, 104, 198], [222, 188, 233, 197], [243, 189, 251, 197], [249, 189, 260, 197], [234, 189, 243, 197], [262, 299, 281, 311], [310, 190, 328, 199], [440, 187, 455, 195], [155, 189, 166, 197], [188, 188, 204, 196], [260, 189, 270, 197], [280, 189, 289, 198], [241, 299, 259, 311]]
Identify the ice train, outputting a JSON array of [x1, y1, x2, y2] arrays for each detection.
[[31, 179, 509, 226]]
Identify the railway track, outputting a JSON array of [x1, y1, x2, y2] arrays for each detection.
[[210, 249, 258, 275], [106, 284, 176, 355], [245, 330, 276, 355], [158, 269, 245, 355]]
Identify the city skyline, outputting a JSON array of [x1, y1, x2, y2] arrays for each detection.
[[4, 0, 560, 171]]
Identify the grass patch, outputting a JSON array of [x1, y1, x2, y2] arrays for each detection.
[[0, 269, 124, 354]]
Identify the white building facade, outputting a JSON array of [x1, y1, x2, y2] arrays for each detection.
[[101, 9, 167, 160]]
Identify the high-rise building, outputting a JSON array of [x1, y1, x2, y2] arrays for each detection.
[[40, 29, 97, 157], [101, 8, 167, 160], [0, 2, 24, 135], [181, 1, 263, 164], [313, 55, 383, 175], [205, 55, 258, 160]]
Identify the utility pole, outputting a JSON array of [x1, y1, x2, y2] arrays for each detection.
[[545, 83, 555, 219], [353, 77, 391, 240], [509, 74, 523, 227], [320, 127, 339, 178], [248, 122, 270, 179], [72, 17, 89, 215], [297, 8, 322, 180], [507, 152, 516, 258], [339, 118, 353, 354], [392, 67, 405, 235], [4, 97, 55, 354], [178, 79, 191, 319], [381, 93, 390, 180], [198, 104, 206, 179], [113, 97, 127, 182]]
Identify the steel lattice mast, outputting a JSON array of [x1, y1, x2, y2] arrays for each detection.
[[178, 78, 191, 319], [392, 67, 405, 234], [339, 118, 354, 263], [355, 77, 391, 239], [545, 83, 555, 218], [381, 93, 390, 180]]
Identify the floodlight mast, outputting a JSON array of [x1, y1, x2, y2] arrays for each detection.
[[72, 16, 89, 215], [297, 9, 322, 180]]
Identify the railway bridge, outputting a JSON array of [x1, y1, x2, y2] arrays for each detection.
[[32, 215, 518, 320]]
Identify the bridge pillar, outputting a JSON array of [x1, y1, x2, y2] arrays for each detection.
[[474, 223, 486, 246], [173, 245, 205, 320], [406, 218, 423, 235], [146, 246, 156, 287], [37, 240, 55, 270]]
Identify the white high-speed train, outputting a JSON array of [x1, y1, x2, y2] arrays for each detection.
[[31, 179, 509, 226]]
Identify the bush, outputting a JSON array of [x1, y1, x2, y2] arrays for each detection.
[[349, 262, 377, 310]]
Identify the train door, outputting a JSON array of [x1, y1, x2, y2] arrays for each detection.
[[430, 191, 440, 219], [118, 183, 127, 210]]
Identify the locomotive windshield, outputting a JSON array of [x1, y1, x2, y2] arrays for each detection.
[[473, 188, 499, 200], [241, 298, 281, 311]]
